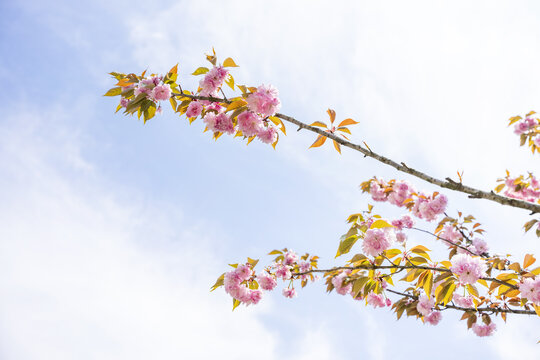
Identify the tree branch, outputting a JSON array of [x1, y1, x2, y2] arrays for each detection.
[[172, 92, 540, 214], [385, 289, 536, 315], [292, 264, 519, 289]]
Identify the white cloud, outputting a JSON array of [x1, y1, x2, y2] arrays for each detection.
[[0, 106, 282, 359]]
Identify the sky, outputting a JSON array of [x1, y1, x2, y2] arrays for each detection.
[[0, 0, 539, 359]]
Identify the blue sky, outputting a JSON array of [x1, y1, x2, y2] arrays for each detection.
[[1, 1, 539, 359]]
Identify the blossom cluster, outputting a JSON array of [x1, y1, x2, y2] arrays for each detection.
[[416, 295, 442, 325], [439, 223, 489, 256], [508, 112, 540, 153], [519, 277, 540, 305], [220, 250, 318, 307], [330, 271, 392, 309], [189, 69, 282, 145], [450, 254, 487, 285], [363, 178, 448, 222], [119, 75, 172, 113], [496, 172, 540, 204]]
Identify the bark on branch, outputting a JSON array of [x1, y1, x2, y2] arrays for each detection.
[[173, 92, 540, 214]]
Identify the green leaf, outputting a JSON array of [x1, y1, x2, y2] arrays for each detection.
[[192, 67, 209, 76], [352, 277, 369, 297], [247, 257, 259, 267], [336, 235, 358, 257], [210, 273, 225, 291], [104, 87, 122, 96]]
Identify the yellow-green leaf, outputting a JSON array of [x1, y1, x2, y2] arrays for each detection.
[[210, 273, 225, 291], [223, 57, 239, 67], [232, 298, 241, 311], [192, 67, 209, 75], [494, 183, 505, 193], [423, 271, 433, 296], [104, 87, 122, 96], [370, 219, 394, 229], [336, 235, 358, 258], [384, 249, 402, 259]]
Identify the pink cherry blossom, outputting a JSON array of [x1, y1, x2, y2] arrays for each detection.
[[472, 322, 496, 337], [257, 126, 278, 144], [472, 238, 489, 255], [424, 311, 442, 325], [519, 277, 540, 305], [395, 231, 407, 243], [212, 113, 235, 134], [199, 66, 229, 97], [417, 295, 435, 316], [257, 273, 277, 291], [120, 97, 130, 107], [332, 273, 352, 295], [366, 292, 386, 308], [151, 84, 171, 101], [388, 181, 414, 207], [141, 75, 161, 87], [534, 135, 540, 147], [134, 84, 151, 97], [246, 289, 263, 305], [247, 84, 281, 117], [186, 101, 203, 118], [369, 180, 387, 202], [236, 264, 252, 281], [450, 254, 487, 285], [237, 111, 263, 137], [416, 194, 447, 221], [283, 288, 297, 298], [275, 264, 292, 280], [392, 215, 414, 230], [440, 224, 463, 247], [453, 293, 474, 308], [298, 261, 310, 273], [513, 121, 530, 134], [206, 102, 225, 113], [283, 250, 299, 266], [362, 228, 392, 257]]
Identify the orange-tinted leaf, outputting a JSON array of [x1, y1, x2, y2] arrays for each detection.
[[116, 78, 136, 87], [327, 109, 336, 124], [310, 121, 328, 128], [524, 254, 536, 268], [338, 118, 359, 127], [309, 135, 327, 148], [333, 140, 341, 154], [336, 127, 352, 135], [226, 99, 247, 111], [169, 63, 178, 74]]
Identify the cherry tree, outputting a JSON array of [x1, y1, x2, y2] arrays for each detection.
[[104, 50, 540, 338]]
